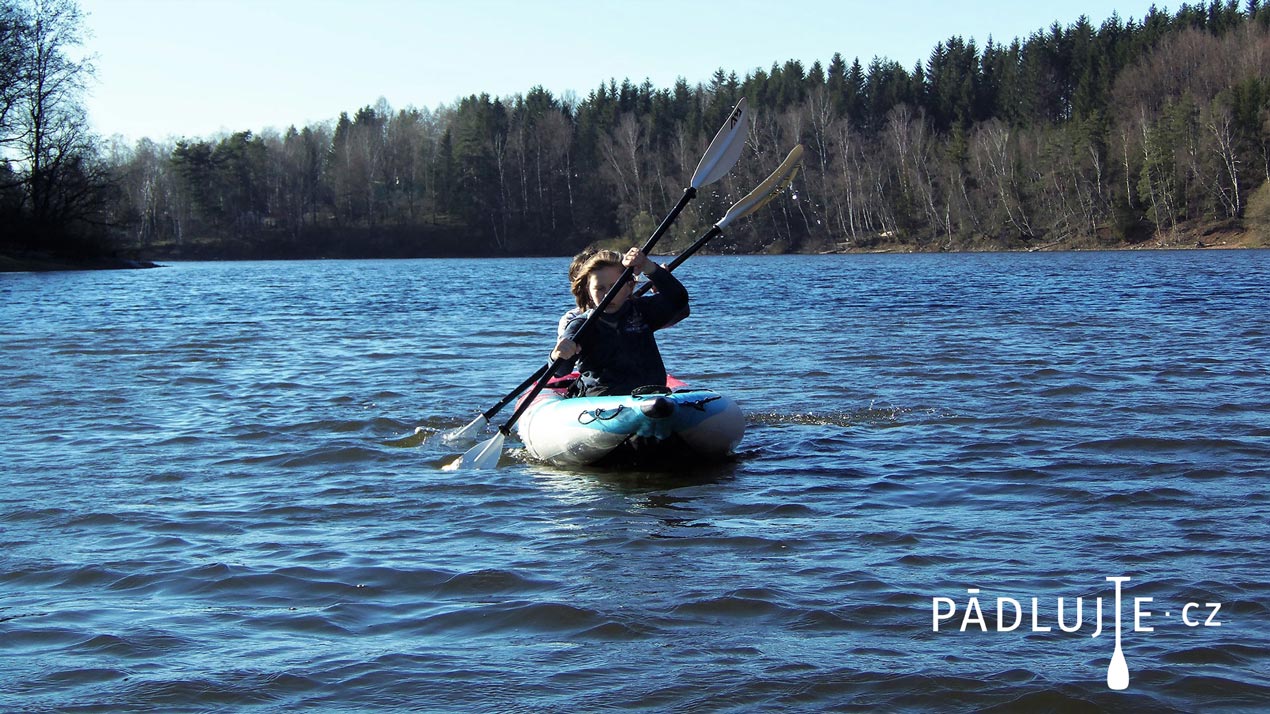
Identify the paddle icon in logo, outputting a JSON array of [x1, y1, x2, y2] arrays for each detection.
[[1107, 576, 1130, 690]]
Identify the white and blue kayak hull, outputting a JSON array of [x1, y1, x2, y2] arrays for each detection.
[[517, 389, 745, 467]]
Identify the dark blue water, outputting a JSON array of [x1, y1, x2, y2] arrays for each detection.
[[3, 251, 1268, 712]]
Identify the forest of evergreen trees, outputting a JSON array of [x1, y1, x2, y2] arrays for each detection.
[[7, 1, 1270, 262]]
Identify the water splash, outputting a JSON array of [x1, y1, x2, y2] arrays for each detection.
[[747, 402, 930, 428]]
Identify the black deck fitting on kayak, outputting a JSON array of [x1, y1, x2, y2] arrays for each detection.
[[680, 395, 722, 412], [640, 396, 676, 419]]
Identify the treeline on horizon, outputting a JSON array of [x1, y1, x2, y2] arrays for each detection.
[[5, 1, 1270, 261]]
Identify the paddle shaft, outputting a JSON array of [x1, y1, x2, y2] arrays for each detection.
[[481, 364, 548, 421], [496, 187, 697, 435]]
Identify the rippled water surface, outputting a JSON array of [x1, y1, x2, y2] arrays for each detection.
[[3, 252, 1269, 712]]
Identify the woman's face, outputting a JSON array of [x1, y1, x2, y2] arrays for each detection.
[[588, 265, 631, 313]]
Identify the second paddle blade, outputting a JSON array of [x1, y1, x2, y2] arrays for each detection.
[[443, 414, 488, 443], [443, 431, 506, 470]]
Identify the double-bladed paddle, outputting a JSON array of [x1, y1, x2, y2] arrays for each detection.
[[441, 98, 748, 447], [445, 143, 804, 470]]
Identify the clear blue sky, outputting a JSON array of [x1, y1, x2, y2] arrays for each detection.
[[78, 0, 1165, 144]]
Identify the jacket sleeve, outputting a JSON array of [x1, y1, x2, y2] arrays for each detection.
[[661, 302, 690, 329], [557, 308, 582, 341], [636, 265, 689, 330], [549, 315, 586, 375], [562, 314, 587, 342]]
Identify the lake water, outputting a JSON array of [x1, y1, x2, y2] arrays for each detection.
[[2, 251, 1268, 712]]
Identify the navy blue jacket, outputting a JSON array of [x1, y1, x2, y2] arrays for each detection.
[[560, 266, 688, 396]]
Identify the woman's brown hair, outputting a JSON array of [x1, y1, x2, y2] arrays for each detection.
[[566, 249, 596, 309], [570, 249, 623, 310]]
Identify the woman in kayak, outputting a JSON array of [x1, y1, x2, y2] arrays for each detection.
[[551, 247, 688, 397]]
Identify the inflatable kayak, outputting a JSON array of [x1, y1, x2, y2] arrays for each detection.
[[516, 387, 745, 468]]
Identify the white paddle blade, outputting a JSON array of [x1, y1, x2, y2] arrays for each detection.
[[689, 97, 749, 189], [443, 431, 505, 470], [443, 414, 488, 443], [717, 144, 804, 230]]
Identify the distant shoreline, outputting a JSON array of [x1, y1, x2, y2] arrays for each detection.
[[4, 226, 1263, 272], [0, 250, 161, 273], [808, 221, 1264, 255]]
